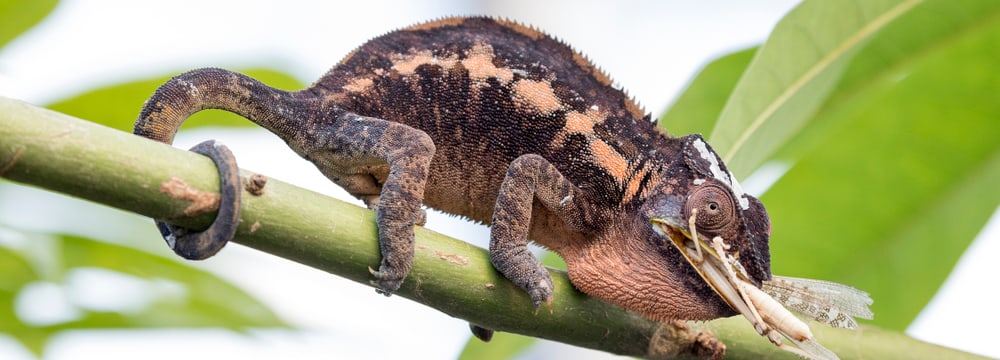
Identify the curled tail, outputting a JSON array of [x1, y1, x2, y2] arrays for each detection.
[[133, 67, 307, 144], [133, 67, 308, 260]]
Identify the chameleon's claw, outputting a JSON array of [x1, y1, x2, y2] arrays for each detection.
[[369, 265, 405, 296], [414, 208, 427, 227], [156, 140, 242, 260], [528, 277, 555, 309]]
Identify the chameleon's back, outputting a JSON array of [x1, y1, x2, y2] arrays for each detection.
[[313, 17, 673, 221]]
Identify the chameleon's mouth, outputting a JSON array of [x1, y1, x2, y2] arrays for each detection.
[[650, 211, 765, 335], [651, 211, 845, 360]]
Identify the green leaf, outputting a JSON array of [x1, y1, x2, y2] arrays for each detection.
[[763, 5, 1000, 330], [45, 68, 305, 132], [540, 250, 566, 270], [774, 0, 1000, 161], [710, 0, 921, 178], [0, 246, 37, 294], [1, 236, 51, 355], [0, 232, 288, 356], [57, 234, 287, 328], [0, 246, 37, 332], [658, 47, 756, 137], [0, 0, 58, 50]]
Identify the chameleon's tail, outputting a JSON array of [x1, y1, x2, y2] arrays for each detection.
[[133, 67, 307, 144], [133, 67, 308, 260]]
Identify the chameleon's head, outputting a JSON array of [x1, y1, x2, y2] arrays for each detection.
[[641, 134, 772, 314]]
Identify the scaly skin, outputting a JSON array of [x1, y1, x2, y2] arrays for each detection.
[[133, 16, 771, 328]]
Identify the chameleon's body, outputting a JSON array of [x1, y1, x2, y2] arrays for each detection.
[[135, 17, 771, 325]]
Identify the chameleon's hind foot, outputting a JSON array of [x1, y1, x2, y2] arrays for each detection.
[[469, 324, 494, 342], [156, 140, 242, 260]]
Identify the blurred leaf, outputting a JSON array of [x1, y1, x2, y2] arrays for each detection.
[[0, 0, 58, 50], [0, 232, 287, 356], [540, 250, 566, 270], [45, 68, 305, 132], [658, 47, 756, 137], [763, 2, 1000, 330], [58, 235, 286, 328], [1, 237, 57, 355], [0, 246, 36, 294], [710, 0, 920, 178], [0, 246, 36, 333], [458, 331, 536, 360]]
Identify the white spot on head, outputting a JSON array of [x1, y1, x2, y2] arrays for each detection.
[[692, 138, 749, 210], [590, 104, 599, 111], [693, 178, 706, 185], [692, 139, 727, 183], [728, 171, 750, 210]]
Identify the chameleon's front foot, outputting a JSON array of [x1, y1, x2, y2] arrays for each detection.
[[524, 271, 555, 308], [156, 140, 242, 260], [369, 208, 420, 296], [490, 245, 555, 308]]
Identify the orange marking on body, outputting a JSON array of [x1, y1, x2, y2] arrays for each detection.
[[622, 164, 654, 203], [513, 79, 563, 113], [342, 77, 374, 93], [563, 107, 605, 134], [589, 140, 629, 182], [552, 107, 607, 146], [390, 50, 458, 76], [563, 111, 595, 134], [462, 43, 514, 83]]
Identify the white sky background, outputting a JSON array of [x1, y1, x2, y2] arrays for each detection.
[[0, 0, 997, 359]]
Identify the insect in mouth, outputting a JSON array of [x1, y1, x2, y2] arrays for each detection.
[[653, 210, 873, 360]]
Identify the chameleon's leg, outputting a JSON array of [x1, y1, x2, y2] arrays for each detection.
[[490, 154, 593, 308], [305, 113, 435, 295], [156, 140, 242, 260]]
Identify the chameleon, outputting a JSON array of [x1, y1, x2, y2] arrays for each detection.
[[133, 16, 870, 359]]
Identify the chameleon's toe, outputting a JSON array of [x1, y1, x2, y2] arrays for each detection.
[[369, 266, 406, 296], [528, 276, 555, 309], [157, 140, 242, 260], [415, 208, 428, 227]]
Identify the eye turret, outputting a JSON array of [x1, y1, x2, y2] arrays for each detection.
[[684, 180, 738, 238]]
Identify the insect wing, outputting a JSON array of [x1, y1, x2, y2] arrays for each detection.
[[763, 276, 874, 329]]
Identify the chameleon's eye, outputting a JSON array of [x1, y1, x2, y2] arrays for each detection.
[[685, 182, 737, 234]]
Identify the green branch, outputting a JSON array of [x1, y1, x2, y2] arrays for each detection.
[[0, 97, 982, 359]]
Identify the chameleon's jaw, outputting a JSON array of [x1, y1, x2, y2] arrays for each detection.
[[650, 217, 765, 335]]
